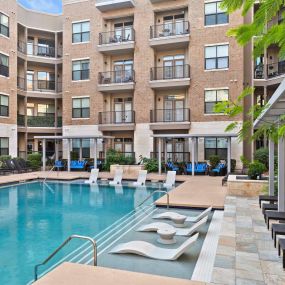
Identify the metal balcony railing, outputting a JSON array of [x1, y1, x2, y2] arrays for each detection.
[[254, 61, 285, 79], [0, 64, 9, 77], [151, 152, 190, 163], [150, 108, 190, 123], [27, 116, 56, 128], [17, 114, 25, 126], [98, 70, 135, 84], [99, 28, 135, 45], [150, 64, 190, 81], [150, 21, 190, 39], [99, 110, 135, 124], [17, 77, 62, 93]]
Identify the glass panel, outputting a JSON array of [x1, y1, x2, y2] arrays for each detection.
[[82, 32, 90, 42], [217, 138, 228, 148], [217, 2, 225, 13], [27, 42, 33, 55], [72, 139, 81, 148], [205, 46, 216, 58], [1, 14, 9, 26], [38, 72, 48, 80], [124, 143, 133, 153], [38, 104, 47, 113], [82, 108, 89, 118], [205, 90, 217, 102], [0, 54, 8, 66], [82, 139, 90, 148], [217, 13, 228, 24], [72, 61, 81, 71], [217, 89, 229, 101], [205, 138, 217, 148], [81, 22, 90, 32], [0, 95, 8, 106], [217, 45, 228, 57], [205, 148, 216, 160], [205, 102, 215, 113], [205, 58, 216, 70], [1, 138, 8, 148], [175, 20, 184, 34], [81, 98, 90, 108], [205, 3, 217, 15], [73, 109, 81, 118], [217, 57, 228, 69], [73, 99, 81, 108], [73, 23, 81, 33], [73, 34, 81, 43], [205, 15, 216, 26]]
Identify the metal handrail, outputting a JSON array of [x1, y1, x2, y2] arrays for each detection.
[[34, 234, 97, 281], [137, 190, 169, 209], [43, 165, 55, 184]]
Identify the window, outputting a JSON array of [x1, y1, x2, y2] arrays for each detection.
[[0, 138, 9, 156], [0, 94, 8, 117], [72, 59, 90, 81], [37, 71, 55, 90], [37, 104, 55, 116], [204, 137, 227, 160], [205, 1, 228, 26], [72, 97, 90, 118], [0, 13, 9, 37], [0, 53, 9, 77], [72, 139, 90, 158], [205, 44, 229, 70], [72, 21, 90, 43], [205, 89, 228, 114]]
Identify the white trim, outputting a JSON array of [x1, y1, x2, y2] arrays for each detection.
[[204, 113, 226, 116], [72, 57, 90, 61], [0, 10, 9, 18], [204, 23, 229, 28], [0, 50, 9, 57], [204, 68, 229, 72], [72, 19, 90, 24], [71, 79, 90, 83], [72, 41, 90, 45], [0, 92, 9, 96], [0, 116, 10, 119], [0, 75, 9, 79], [72, 95, 90, 99], [204, 42, 229, 47], [71, 117, 90, 120], [0, 34, 9, 40], [204, 87, 229, 91]]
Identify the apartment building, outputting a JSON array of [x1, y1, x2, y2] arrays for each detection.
[[0, 0, 281, 166]]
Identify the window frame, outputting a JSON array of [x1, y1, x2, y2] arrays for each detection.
[[204, 1, 229, 26], [72, 97, 90, 119], [204, 137, 228, 160], [0, 94, 9, 117], [0, 12, 9, 38], [0, 137, 9, 156], [72, 21, 90, 44], [72, 59, 90, 81], [204, 44, 229, 70], [204, 88, 229, 114], [0, 52, 9, 77]]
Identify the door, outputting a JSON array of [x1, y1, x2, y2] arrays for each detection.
[[124, 101, 132, 123], [27, 39, 34, 55], [175, 100, 184, 121], [163, 59, 173, 79], [166, 141, 173, 161], [174, 58, 184, 78], [114, 103, 123, 123], [124, 142, 133, 157], [26, 72, 34, 91]]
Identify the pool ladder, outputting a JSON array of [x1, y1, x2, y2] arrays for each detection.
[[34, 234, 97, 282], [137, 190, 170, 209], [42, 166, 56, 185]]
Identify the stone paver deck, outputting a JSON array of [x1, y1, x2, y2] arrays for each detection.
[[211, 196, 285, 285]]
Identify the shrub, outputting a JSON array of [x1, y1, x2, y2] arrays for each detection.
[[209, 155, 220, 168], [248, 161, 266, 180], [103, 149, 135, 171], [240, 155, 250, 169], [139, 155, 158, 173], [254, 147, 269, 170], [0, 155, 12, 168], [27, 153, 42, 170]]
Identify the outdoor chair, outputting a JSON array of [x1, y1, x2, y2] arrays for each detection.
[[133, 170, 147, 186], [210, 163, 226, 176], [54, 160, 65, 171], [88, 160, 103, 172], [109, 233, 199, 261], [12, 159, 29, 173], [262, 203, 278, 216], [70, 160, 87, 171], [166, 162, 179, 172], [85, 168, 99, 184], [163, 171, 176, 188], [184, 163, 192, 175], [5, 160, 20, 174], [194, 163, 208, 175], [109, 168, 123, 186]]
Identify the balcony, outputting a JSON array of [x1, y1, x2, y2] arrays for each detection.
[[17, 77, 62, 94], [98, 70, 135, 92], [17, 41, 63, 62], [150, 108, 190, 130], [150, 65, 190, 89], [98, 111, 135, 131], [151, 152, 190, 163], [17, 115, 62, 129], [96, 0, 135, 12], [149, 21, 190, 50], [0, 64, 9, 77], [98, 28, 135, 55], [254, 60, 285, 86]]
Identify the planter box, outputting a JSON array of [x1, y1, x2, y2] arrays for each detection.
[[227, 175, 268, 197], [110, 164, 144, 177]]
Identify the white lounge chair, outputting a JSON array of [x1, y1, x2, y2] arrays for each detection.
[[84, 169, 99, 184], [109, 233, 199, 260], [133, 170, 148, 186], [136, 216, 208, 236], [109, 168, 123, 186], [163, 171, 176, 188], [153, 207, 212, 224]]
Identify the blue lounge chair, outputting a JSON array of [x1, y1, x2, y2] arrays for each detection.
[[166, 161, 179, 172], [211, 163, 226, 176], [89, 160, 103, 171], [70, 160, 87, 171], [54, 160, 64, 171], [185, 163, 193, 174], [195, 163, 208, 175]]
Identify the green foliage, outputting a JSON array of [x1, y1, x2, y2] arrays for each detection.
[[254, 147, 269, 170], [0, 155, 12, 168], [27, 153, 42, 170], [103, 149, 135, 171], [248, 161, 266, 180], [139, 155, 158, 173], [240, 155, 250, 168], [209, 155, 220, 168]]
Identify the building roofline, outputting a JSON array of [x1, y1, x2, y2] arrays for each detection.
[[17, 2, 63, 17]]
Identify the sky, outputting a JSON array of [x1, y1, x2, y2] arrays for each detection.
[[17, 0, 62, 14]]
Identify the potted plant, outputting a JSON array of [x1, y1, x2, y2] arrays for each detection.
[[248, 161, 266, 180]]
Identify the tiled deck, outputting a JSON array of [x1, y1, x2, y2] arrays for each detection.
[[211, 196, 285, 285]]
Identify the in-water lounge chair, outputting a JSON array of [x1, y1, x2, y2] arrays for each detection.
[[153, 207, 212, 225], [163, 171, 176, 188], [109, 233, 199, 260], [85, 168, 99, 184], [133, 170, 148, 186], [109, 168, 123, 186], [137, 216, 208, 236]]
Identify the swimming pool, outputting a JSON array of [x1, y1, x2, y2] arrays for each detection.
[[0, 180, 164, 285]]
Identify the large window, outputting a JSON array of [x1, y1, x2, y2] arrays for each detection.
[[205, 137, 227, 160], [72, 59, 90, 81], [0, 94, 8, 117], [72, 97, 90, 118], [72, 21, 90, 43], [205, 1, 228, 26], [37, 104, 55, 116], [72, 139, 90, 158], [0, 53, 9, 77], [205, 89, 228, 114], [0, 138, 9, 156], [0, 12, 9, 37], [205, 44, 229, 70]]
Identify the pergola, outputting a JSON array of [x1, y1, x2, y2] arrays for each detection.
[[34, 135, 114, 172], [152, 133, 238, 175], [253, 79, 285, 211]]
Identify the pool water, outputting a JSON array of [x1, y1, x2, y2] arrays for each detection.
[[0, 181, 163, 285]]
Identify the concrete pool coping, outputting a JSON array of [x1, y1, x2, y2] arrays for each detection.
[[0, 171, 227, 209]]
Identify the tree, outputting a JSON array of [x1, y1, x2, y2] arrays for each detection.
[[215, 0, 285, 142]]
